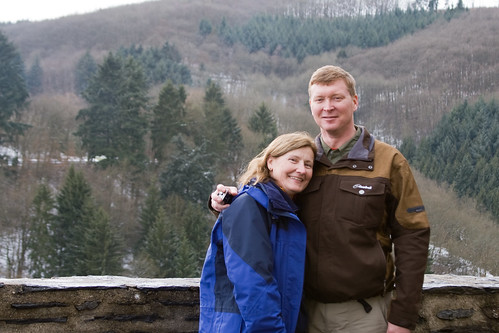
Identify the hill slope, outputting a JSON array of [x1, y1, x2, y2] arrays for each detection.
[[0, 0, 498, 276], [2, 1, 498, 141]]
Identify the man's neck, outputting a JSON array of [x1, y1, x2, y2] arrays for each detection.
[[321, 126, 357, 149]]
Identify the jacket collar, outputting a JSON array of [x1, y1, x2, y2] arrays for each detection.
[[256, 180, 299, 214], [315, 126, 375, 171]]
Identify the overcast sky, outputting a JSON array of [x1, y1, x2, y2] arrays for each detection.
[[0, 0, 497, 23], [0, 0, 155, 23]]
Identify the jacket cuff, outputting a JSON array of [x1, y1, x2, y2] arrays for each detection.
[[388, 303, 419, 330]]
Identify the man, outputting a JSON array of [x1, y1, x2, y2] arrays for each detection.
[[211, 65, 430, 332]]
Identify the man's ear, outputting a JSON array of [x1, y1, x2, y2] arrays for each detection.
[[352, 95, 359, 111]]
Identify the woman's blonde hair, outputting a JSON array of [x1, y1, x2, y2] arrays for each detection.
[[238, 132, 317, 186]]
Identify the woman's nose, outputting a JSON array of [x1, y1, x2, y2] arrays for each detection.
[[296, 162, 306, 173]]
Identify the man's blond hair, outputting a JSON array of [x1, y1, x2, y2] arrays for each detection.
[[308, 65, 357, 97]]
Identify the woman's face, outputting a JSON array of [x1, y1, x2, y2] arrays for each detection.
[[267, 147, 314, 197]]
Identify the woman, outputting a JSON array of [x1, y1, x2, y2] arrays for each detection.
[[199, 132, 317, 332]]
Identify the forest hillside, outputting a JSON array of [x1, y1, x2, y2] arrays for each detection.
[[2, 0, 497, 139], [0, 0, 497, 278]]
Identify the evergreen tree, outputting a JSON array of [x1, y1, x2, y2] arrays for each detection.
[[81, 206, 123, 275], [248, 102, 278, 150], [53, 166, 94, 276], [118, 42, 192, 85], [114, 57, 149, 168], [150, 81, 187, 163], [76, 53, 149, 168], [27, 184, 57, 278], [218, 17, 236, 46], [202, 80, 243, 179], [136, 183, 163, 254], [26, 57, 43, 95], [142, 207, 180, 277], [428, 0, 439, 11], [0, 31, 29, 150], [160, 137, 214, 204], [453, 153, 475, 198], [76, 53, 122, 163], [75, 51, 97, 96], [199, 19, 212, 38], [202, 80, 227, 158], [412, 98, 499, 222], [176, 200, 211, 272], [399, 136, 417, 163], [163, 194, 211, 272], [220, 10, 440, 63], [174, 232, 198, 277]]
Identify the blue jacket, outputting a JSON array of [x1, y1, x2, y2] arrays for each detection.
[[199, 181, 307, 332]]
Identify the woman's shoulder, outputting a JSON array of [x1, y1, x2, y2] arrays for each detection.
[[225, 189, 265, 214]]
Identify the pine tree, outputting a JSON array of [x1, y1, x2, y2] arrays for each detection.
[[76, 53, 122, 163], [199, 19, 212, 38], [75, 51, 97, 96], [412, 98, 499, 222], [117, 42, 191, 85], [202, 80, 243, 180], [81, 206, 123, 275], [0, 31, 29, 149], [114, 56, 149, 168], [75, 53, 148, 168], [136, 183, 163, 254], [26, 57, 43, 95], [218, 17, 236, 46], [27, 184, 56, 278], [150, 81, 187, 163], [175, 199, 211, 272], [142, 207, 180, 277], [160, 137, 215, 204], [399, 136, 417, 164], [248, 102, 278, 150], [53, 166, 93, 276], [174, 233, 198, 277]]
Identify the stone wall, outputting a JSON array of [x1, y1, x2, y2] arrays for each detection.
[[0, 275, 496, 332], [417, 275, 498, 332]]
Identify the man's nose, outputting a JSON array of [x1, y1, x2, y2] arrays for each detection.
[[323, 98, 334, 110]]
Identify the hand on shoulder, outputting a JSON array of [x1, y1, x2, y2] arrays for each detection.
[[210, 184, 238, 212]]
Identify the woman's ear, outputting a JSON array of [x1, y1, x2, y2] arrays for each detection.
[[267, 157, 274, 173]]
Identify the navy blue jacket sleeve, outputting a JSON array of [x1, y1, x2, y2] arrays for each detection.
[[222, 193, 287, 332]]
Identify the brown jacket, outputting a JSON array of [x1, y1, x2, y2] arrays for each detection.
[[295, 127, 430, 330]]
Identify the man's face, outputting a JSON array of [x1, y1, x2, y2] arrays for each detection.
[[309, 80, 358, 136]]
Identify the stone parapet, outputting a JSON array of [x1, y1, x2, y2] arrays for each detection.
[[417, 274, 498, 332], [0, 274, 496, 332]]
